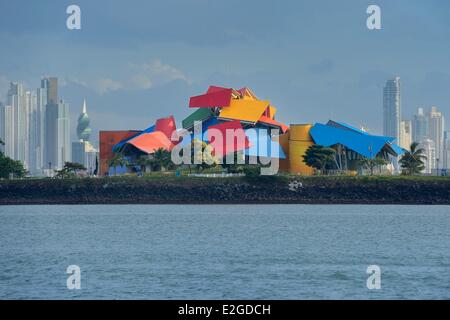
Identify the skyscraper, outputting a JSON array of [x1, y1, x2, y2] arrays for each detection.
[[56, 100, 71, 169], [7, 82, 28, 168], [42, 77, 58, 105], [383, 77, 401, 143], [42, 77, 70, 171], [26, 90, 39, 175], [419, 139, 436, 174], [0, 103, 15, 157], [76, 99, 92, 141], [35, 86, 48, 174], [412, 107, 428, 143], [428, 106, 445, 168], [444, 131, 450, 170], [46, 100, 71, 170], [72, 99, 97, 174], [399, 120, 412, 150]]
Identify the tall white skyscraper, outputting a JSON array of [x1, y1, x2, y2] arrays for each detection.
[[444, 131, 450, 170], [399, 120, 412, 150], [412, 107, 428, 143], [35, 86, 48, 174], [56, 100, 71, 169], [428, 106, 445, 168], [0, 103, 15, 157], [383, 77, 401, 143], [419, 139, 436, 174], [7, 82, 28, 168], [46, 98, 71, 170], [26, 90, 38, 175]]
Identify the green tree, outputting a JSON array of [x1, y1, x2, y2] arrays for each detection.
[[152, 148, 172, 172], [359, 157, 388, 175], [302, 144, 336, 175], [135, 155, 153, 173], [190, 139, 218, 173], [55, 162, 87, 179], [400, 142, 426, 175], [0, 156, 27, 179], [0, 139, 27, 179], [108, 153, 127, 176]]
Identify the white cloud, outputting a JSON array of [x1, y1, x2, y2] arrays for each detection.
[[131, 74, 153, 90], [63, 77, 88, 88], [59, 59, 190, 96], [131, 59, 192, 86], [95, 78, 122, 95]]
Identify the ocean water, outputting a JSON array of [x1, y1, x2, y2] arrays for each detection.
[[0, 205, 449, 300]]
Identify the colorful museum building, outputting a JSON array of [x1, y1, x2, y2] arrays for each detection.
[[99, 86, 404, 176]]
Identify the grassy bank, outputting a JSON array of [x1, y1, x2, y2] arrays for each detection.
[[1, 175, 450, 205]]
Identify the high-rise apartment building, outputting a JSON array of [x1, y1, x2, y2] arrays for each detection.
[[72, 99, 97, 174], [444, 131, 450, 170], [7, 82, 29, 169], [399, 120, 412, 150], [0, 103, 15, 157], [412, 107, 428, 143], [383, 77, 401, 143], [419, 139, 436, 174], [46, 98, 71, 170], [428, 106, 445, 167]]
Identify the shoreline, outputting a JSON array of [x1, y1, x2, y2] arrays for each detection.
[[1, 176, 450, 205]]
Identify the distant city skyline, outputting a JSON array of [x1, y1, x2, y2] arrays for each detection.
[[0, 0, 449, 138]]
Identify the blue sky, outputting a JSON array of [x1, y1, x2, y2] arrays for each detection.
[[0, 0, 449, 143]]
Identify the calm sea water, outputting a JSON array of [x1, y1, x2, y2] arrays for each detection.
[[0, 205, 449, 300]]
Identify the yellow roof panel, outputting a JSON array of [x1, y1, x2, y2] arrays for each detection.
[[219, 99, 269, 123], [269, 105, 277, 118]]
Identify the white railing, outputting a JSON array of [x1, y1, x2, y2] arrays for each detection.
[[187, 173, 245, 178]]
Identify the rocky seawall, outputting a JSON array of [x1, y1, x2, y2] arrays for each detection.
[[1, 176, 450, 205]]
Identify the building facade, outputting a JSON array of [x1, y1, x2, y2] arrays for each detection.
[[72, 99, 98, 174], [428, 106, 445, 167], [444, 131, 450, 170], [7, 82, 28, 168], [412, 107, 428, 144], [419, 138, 436, 174], [399, 120, 412, 150], [0, 103, 14, 158], [383, 77, 401, 142]]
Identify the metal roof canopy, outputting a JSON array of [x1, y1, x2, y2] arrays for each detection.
[[310, 121, 404, 159]]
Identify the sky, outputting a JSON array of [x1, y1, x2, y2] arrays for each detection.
[[1, 0, 449, 144]]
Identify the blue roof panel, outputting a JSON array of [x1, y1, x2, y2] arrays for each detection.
[[310, 122, 395, 159]]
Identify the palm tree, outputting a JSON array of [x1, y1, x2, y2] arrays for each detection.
[[108, 153, 127, 176], [135, 155, 152, 174], [152, 148, 171, 172], [399, 142, 427, 175]]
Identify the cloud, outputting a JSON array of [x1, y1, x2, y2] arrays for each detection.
[[132, 59, 192, 86], [60, 59, 190, 96], [95, 78, 122, 95], [131, 74, 153, 90], [62, 77, 88, 88]]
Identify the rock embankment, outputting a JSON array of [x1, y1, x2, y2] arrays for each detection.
[[1, 176, 450, 205]]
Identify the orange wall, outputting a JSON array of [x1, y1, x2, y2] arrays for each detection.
[[99, 131, 140, 176], [288, 124, 315, 175]]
